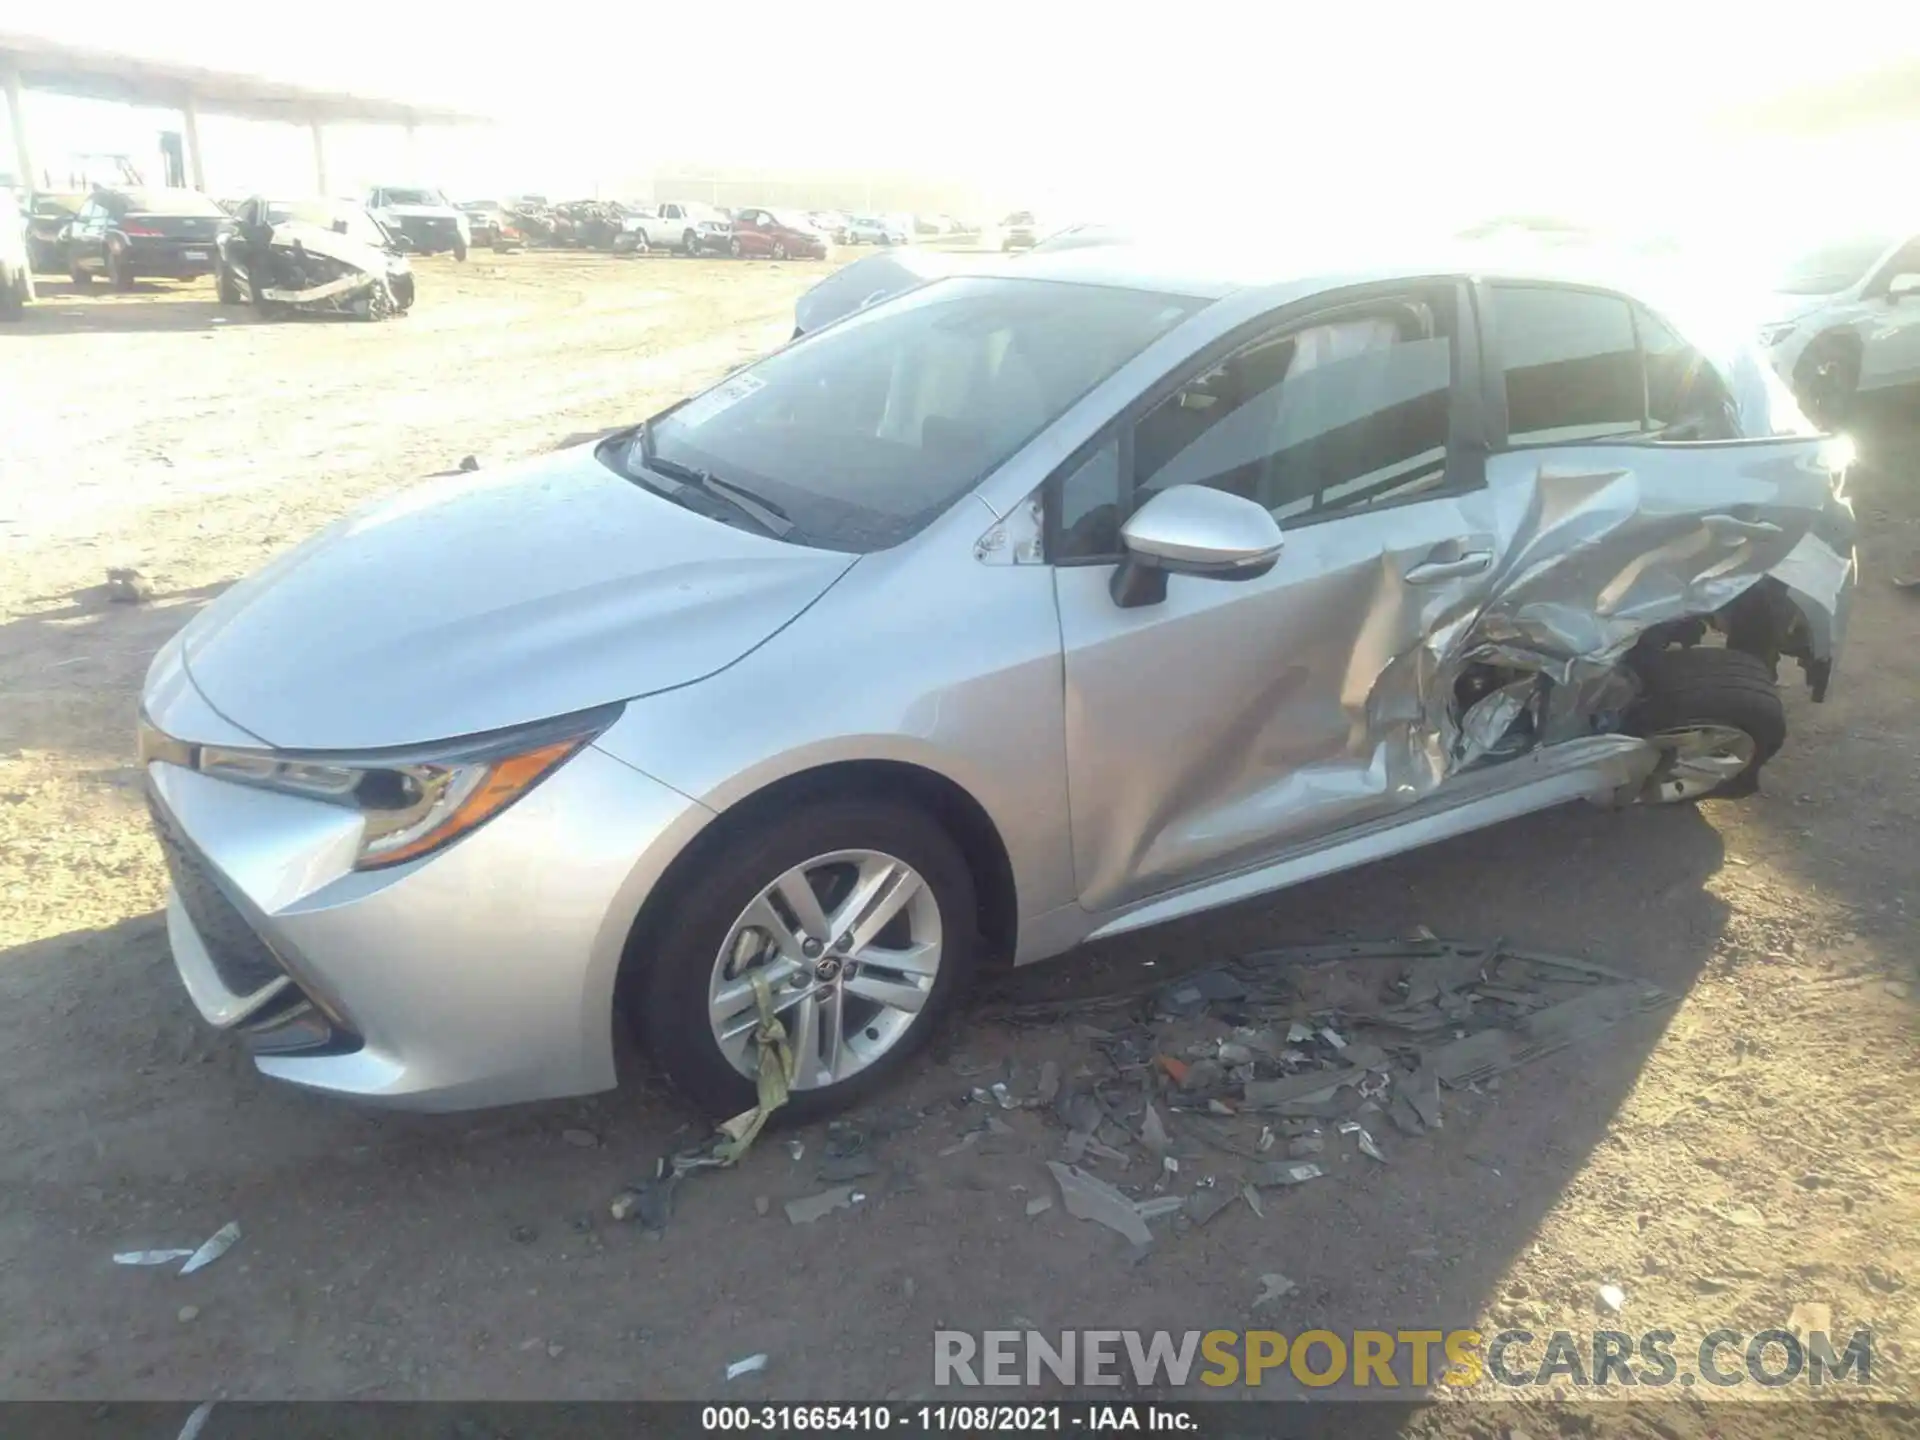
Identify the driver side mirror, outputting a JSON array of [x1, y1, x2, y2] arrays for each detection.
[[1110, 484, 1284, 608], [1889, 273, 1920, 302]]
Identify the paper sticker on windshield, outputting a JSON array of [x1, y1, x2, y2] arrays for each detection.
[[675, 371, 765, 429]]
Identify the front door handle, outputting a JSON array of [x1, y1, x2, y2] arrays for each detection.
[[1405, 550, 1493, 584]]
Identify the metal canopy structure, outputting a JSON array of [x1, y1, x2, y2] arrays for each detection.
[[1, 30, 487, 194]]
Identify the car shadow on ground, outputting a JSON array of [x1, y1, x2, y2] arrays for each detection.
[[11, 283, 253, 335]]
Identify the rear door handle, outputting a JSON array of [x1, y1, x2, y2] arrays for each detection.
[[1405, 550, 1493, 584]]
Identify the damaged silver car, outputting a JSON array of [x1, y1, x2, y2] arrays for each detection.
[[139, 245, 1854, 1118], [216, 196, 416, 320]]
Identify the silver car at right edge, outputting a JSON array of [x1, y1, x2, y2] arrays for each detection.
[[139, 244, 1856, 1120]]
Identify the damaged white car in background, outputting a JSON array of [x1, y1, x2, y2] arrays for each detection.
[[216, 196, 417, 320], [138, 246, 1854, 1118]]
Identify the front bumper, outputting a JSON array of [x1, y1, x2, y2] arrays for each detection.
[[143, 731, 711, 1110]]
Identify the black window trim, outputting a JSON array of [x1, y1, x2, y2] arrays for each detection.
[[1042, 276, 1489, 566]]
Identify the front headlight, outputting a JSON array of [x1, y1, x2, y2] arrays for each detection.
[[187, 706, 619, 870], [1760, 321, 1800, 347]]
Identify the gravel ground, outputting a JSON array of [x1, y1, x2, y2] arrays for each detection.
[[1, 251, 1915, 1427]]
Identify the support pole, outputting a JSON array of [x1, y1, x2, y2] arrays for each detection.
[[182, 90, 206, 191], [4, 67, 34, 192], [310, 118, 329, 194]]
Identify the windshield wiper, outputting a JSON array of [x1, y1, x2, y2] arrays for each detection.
[[634, 421, 794, 539]]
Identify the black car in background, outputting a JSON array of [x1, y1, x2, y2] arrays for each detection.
[[66, 187, 230, 289]]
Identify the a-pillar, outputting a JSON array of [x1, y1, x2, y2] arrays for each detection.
[[4, 66, 33, 192], [310, 117, 329, 193], [181, 90, 206, 191]]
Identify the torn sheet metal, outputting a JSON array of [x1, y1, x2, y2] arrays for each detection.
[[224, 196, 415, 322], [1059, 416, 1855, 912]]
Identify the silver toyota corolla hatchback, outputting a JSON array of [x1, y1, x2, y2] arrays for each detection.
[[140, 246, 1856, 1118]]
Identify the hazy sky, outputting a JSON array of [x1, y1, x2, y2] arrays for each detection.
[[5, 1, 1917, 231]]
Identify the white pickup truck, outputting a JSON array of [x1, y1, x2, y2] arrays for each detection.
[[614, 200, 732, 256]]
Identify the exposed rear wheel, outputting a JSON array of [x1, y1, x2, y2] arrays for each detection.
[[1627, 647, 1785, 802], [107, 246, 135, 290], [629, 798, 977, 1121]]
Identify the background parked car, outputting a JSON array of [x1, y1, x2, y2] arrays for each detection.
[[65, 187, 230, 290], [808, 210, 852, 241], [1, 190, 34, 320], [24, 191, 82, 273], [727, 208, 829, 260], [630, 200, 730, 255], [1000, 211, 1041, 250], [1756, 228, 1920, 427], [366, 186, 469, 260], [458, 201, 521, 251], [844, 214, 909, 246]]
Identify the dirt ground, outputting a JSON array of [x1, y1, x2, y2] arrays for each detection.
[[1, 250, 1915, 1426]]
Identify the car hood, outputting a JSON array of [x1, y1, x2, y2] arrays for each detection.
[[1757, 291, 1840, 330], [177, 445, 858, 751], [270, 220, 395, 274]]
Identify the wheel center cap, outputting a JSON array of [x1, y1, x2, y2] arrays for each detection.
[[813, 957, 842, 982]]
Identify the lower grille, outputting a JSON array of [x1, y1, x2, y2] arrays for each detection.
[[147, 791, 286, 996]]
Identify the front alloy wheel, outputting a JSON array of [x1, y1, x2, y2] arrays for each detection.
[[632, 797, 976, 1120], [709, 850, 941, 1090]]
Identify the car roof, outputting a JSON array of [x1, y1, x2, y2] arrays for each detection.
[[986, 238, 1677, 304]]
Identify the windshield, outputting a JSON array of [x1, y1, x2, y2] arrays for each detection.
[[1772, 235, 1897, 295], [381, 188, 447, 207], [119, 189, 225, 216], [636, 277, 1200, 552]]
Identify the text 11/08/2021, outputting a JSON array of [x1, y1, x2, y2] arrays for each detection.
[[702, 1404, 1198, 1431]]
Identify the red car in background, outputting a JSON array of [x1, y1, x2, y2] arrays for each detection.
[[726, 207, 829, 260]]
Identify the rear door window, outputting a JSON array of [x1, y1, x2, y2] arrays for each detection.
[[1490, 285, 1643, 444], [1635, 304, 1737, 439]]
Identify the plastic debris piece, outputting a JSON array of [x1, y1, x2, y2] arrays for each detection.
[[785, 1186, 857, 1225], [177, 1305, 199, 1323], [179, 1222, 240, 1276], [1207, 1099, 1234, 1116], [1241, 1184, 1265, 1218], [115, 1249, 195, 1266], [1251, 1161, 1323, 1187], [1244, 1071, 1355, 1108], [1355, 1128, 1387, 1163], [1047, 1161, 1152, 1247], [1155, 1056, 1190, 1085], [1257, 1125, 1275, 1152], [990, 1082, 1018, 1110], [1254, 1273, 1297, 1308], [1286, 1022, 1314, 1043], [177, 1401, 216, 1440], [1216, 1042, 1254, 1066], [1387, 1088, 1426, 1137], [1062, 1131, 1089, 1163], [786, 1140, 805, 1161], [1320, 1027, 1347, 1049], [818, 1154, 878, 1182], [1598, 1283, 1626, 1313], [1140, 1104, 1171, 1156], [1026, 1196, 1053, 1217], [726, 1353, 770, 1381], [1136, 1196, 1186, 1221], [1036, 1061, 1061, 1105], [1187, 1186, 1238, 1227], [938, 1132, 980, 1158]]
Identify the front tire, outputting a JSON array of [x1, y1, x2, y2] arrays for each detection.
[[107, 245, 135, 291], [1794, 334, 1860, 430], [1627, 647, 1785, 802], [682, 229, 700, 256], [727, 236, 743, 258], [453, 237, 469, 262], [629, 798, 978, 1121]]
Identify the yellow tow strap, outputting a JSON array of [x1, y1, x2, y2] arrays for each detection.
[[712, 971, 798, 1165]]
